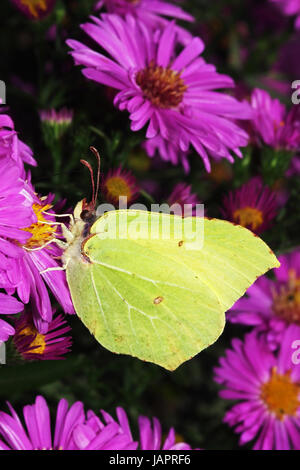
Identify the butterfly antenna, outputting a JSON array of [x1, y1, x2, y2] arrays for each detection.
[[89, 146, 101, 206], [80, 158, 95, 207]]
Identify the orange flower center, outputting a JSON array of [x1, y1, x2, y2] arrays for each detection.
[[20, 0, 47, 18], [272, 269, 300, 325], [260, 368, 300, 420], [23, 203, 57, 249], [18, 324, 46, 355], [136, 61, 187, 109], [105, 176, 133, 203], [233, 206, 263, 231]]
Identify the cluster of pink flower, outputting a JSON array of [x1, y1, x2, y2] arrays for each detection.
[[215, 250, 300, 450], [212, 86, 300, 451], [7, 0, 300, 451], [66, 1, 300, 231], [0, 111, 73, 360], [0, 395, 194, 450], [67, 1, 253, 173]]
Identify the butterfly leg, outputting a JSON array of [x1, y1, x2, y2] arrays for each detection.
[[41, 220, 75, 245], [23, 238, 68, 252], [43, 211, 75, 226], [40, 258, 70, 275]]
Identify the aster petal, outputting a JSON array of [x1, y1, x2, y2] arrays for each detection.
[[274, 419, 291, 450], [0, 293, 23, 314], [162, 427, 176, 449], [23, 396, 52, 450], [116, 407, 132, 439], [72, 423, 97, 450], [156, 21, 176, 68], [284, 418, 300, 448], [172, 37, 205, 71], [54, 400, 85, 450], [0, 319, 15, 342], [29, 250, 75, 316], [0, 411, 33, 450], [85, 422, 120, 449], [138, 416, 153, 450], [146, 1, 194, 22]]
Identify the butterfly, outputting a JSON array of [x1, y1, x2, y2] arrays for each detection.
[[58, 148, 279, 371]]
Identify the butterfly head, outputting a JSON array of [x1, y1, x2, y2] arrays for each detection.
[[73, 199, 95, 223], [79, 199, 97, 225]]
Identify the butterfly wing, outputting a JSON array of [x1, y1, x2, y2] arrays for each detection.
[[66, 210, 279, 370]]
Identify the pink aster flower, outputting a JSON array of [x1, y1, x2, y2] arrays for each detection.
[[67, 15, 252, 172], [12, 185, 75, 333], [11, 0, 56, 21], [0, 112, 36, 174], [221, 176, 278, 234], [39, 108, 74, 139], [167, 182, 201, 217], [72, 408, 137, 450], [13, 310, 72, 360], [0, 397, 141, 450], [250, 88, 300, 151], [102, 166, 140, 206], [271, 0, 300, 29], [0, 293, 24, 342], [214, 325, 300, 450], [74, 406, 193, 450], [0, 158, 35, 273], [0, 395, 86, 450], [40, 108, 73, 126], [229, 250, 300, 349], [0, 395, 196, 450], [143, 135, 190, 173], [94, 0, 194, 45]]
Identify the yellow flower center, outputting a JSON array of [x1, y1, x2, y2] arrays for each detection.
[[233, 206, 263, 231], [20, 0, 47, 18], [18, 325, 46, 355], [105, 177, 133, 203], [272, 269, 300, 325], [136, 61, 187, 109], [260, 368, 300, 420], [23, 203, 57, 249]]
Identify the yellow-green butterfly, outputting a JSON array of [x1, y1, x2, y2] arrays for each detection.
[[61, 148, 279, 371]]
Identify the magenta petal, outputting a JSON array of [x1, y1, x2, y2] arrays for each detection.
[[0, 319, 15, 342], [0, 293, 23, 314]]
